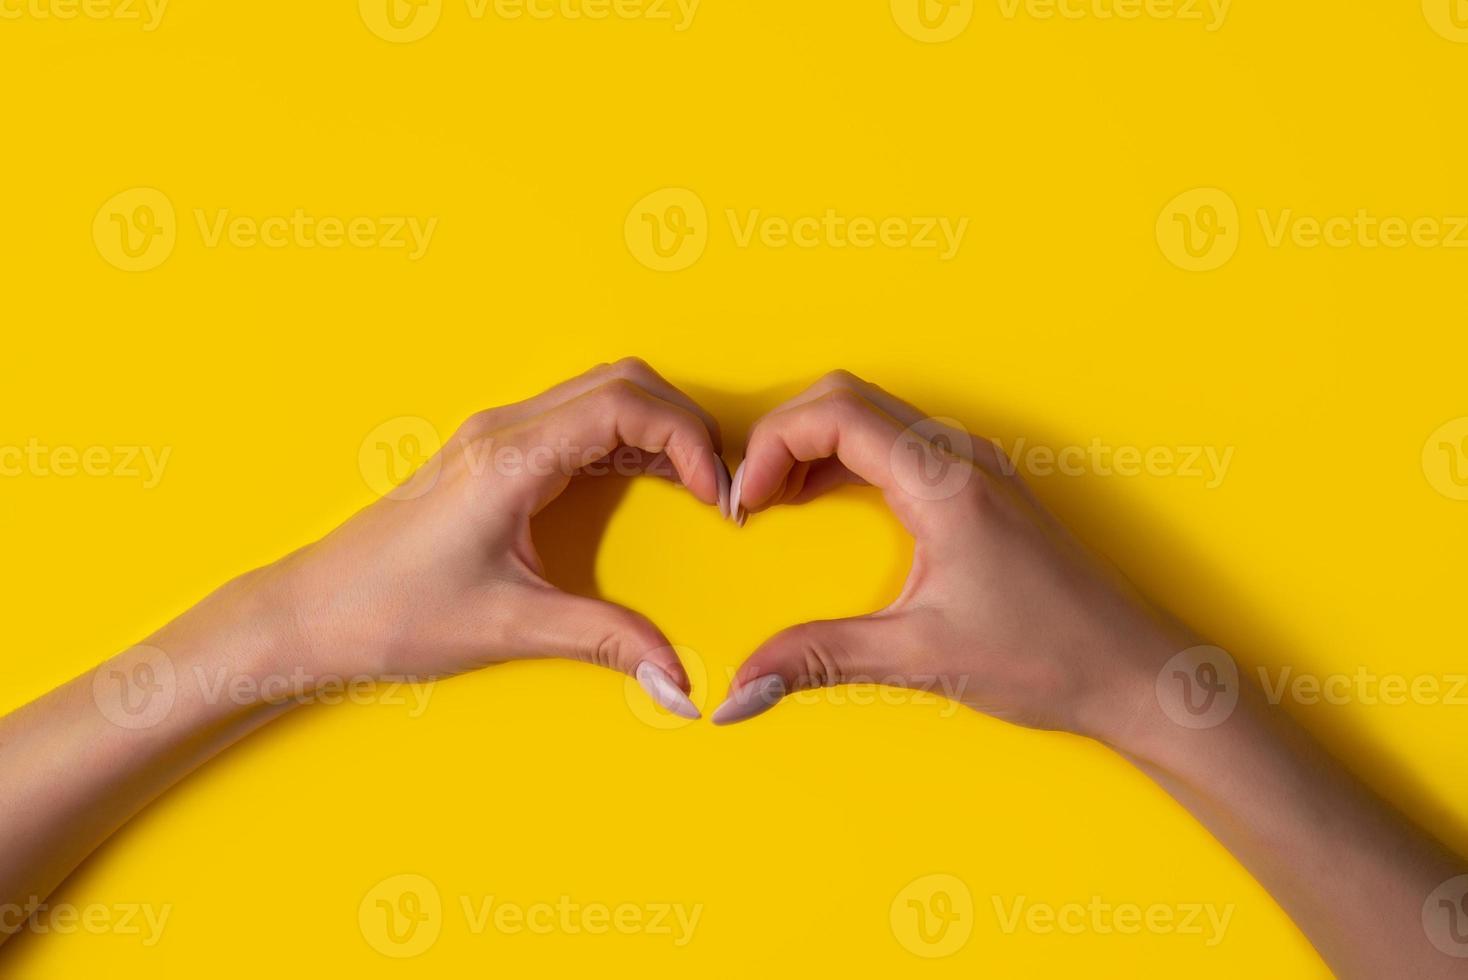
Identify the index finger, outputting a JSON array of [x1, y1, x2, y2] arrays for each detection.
[[735, 388, 978, 535], [500, 378, 727, 517]]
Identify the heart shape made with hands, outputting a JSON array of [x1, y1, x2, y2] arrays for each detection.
[[528, 393, 947, 730]]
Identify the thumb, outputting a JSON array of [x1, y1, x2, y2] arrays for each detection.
[[712, 613, 912, 726], [516, 586, 701, 720]]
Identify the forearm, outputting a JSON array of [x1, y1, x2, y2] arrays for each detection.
[[1117, 674, 1466, 978], [0, 569, 303, 936]]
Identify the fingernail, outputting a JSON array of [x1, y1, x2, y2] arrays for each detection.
[[711, 674, 786, 726], [729, 460, 746, 525], [715, 456, 732, 520], [635, 662, 701, 720]]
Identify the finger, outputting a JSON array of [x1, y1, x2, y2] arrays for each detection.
[[731, 387, 968, 534], [711, 613, 916, 726], [513, 585, 700, 719], [460, 357, 724, 453], [574, 447, 733, 517], [777, 458, 861, 505], [503, 379, 726, 516], [750, 370, 1007, 479]]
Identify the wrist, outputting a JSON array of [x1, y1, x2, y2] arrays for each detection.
[[1101, 638, 1269, 781], [148, 565, 316, 711]]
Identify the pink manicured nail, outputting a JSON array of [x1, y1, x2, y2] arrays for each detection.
[[711, 674, 786, 726], [729, 460, 746, 525], [635, 663, 701, 720], [715, 457, 732, 520]]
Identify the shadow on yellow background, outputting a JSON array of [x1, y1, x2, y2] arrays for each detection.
[[2, 1, 1467, 976]]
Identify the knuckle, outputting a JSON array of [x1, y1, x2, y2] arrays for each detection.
[[610, 355, 653, 378], [956, 471, 996, 515], [595, 376, 644, 406], [585, 633, 621, 671], [457, 408, 502, 440], [818, 368, 860, 389], [787, 627, 847, 690], [820, 386, 866, 414]]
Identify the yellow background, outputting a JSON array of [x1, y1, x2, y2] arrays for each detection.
[[3, 0, 1467, 975]]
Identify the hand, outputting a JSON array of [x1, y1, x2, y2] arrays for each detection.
[[712, 370, 1193, 740], [259, 358, 732, 717]]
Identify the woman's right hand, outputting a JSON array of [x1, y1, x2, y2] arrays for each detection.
[[713, 369, 1195, 744]]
